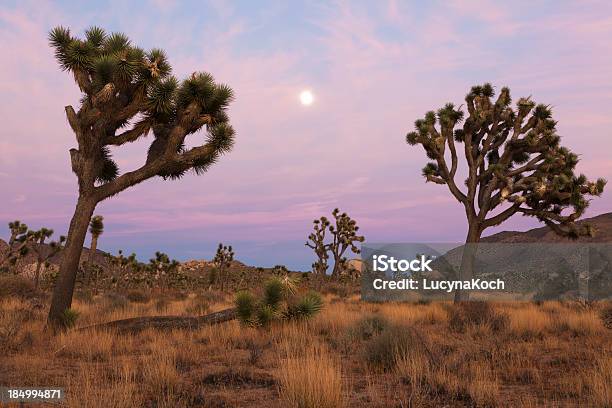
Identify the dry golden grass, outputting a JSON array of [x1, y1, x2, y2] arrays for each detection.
[[0, 293, 610, 407], [278, 343, 344, 408]]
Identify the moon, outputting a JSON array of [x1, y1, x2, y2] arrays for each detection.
[[299, 90, 314, 106]]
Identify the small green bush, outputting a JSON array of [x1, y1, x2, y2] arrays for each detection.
[[60, 308, 80, 329]]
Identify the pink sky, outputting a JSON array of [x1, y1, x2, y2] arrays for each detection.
[[1, 1, 611, 268]]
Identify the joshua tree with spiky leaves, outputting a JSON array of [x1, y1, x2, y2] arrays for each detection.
[[1, 221, 32, 272], [46, 26, 236, 328], [0, 220, 46, 271], [306, 209, 365, 278], [86, 215, 104, 282], [213, 243, 234, 291], [328, 208, 365, 277], [305, 216, 331, 276], [30, 228, 66, 289], [406, 83, 606, 301]]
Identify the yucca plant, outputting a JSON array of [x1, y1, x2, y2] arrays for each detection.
[[46, 26, 236, 328], [234, 277, 323, 327], [406, 83, 606, 301]]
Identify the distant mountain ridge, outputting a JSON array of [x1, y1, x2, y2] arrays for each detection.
[[482, 212, 612, 243]]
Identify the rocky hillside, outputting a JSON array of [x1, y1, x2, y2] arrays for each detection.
[[482, 212, 612, 243]]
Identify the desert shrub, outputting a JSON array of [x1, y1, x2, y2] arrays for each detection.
[[171, 290, 188, 301], [324, 282, 349, 298], [599, 303, 612, 330], [126, 289, 151, 303], [198, 290, 225, 304], [363, 324, 421, 371], [0, 275, 38, 299], [235, 278, 323, 327], [102, 292, 129, 311], [154, 298, 170, 313], [74, 290, 94, 304], [351, 315, 389, 340], [185, 297, 210, 315], [448, 301, 507, 333], [280, 347, 343, 408]]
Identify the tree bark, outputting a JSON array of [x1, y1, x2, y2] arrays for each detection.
[[77, 308, 237, 334], [47, 195, 97, 329], [454, 223, 481, 303]]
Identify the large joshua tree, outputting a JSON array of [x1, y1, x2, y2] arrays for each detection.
[[47, 27, 236, 328], [406, 83, 606, 301]]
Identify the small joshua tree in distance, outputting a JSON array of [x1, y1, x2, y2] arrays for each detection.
[[31, 228, 66, 289], [213, 243, 234, 291], [305, 209, 365, 278], [87, 215, 104, 282], [328, 208, 365, 277], [406, 83, 606, 301], [305, 216, 331, 276], [47, 26, 236, 328], [1, 221, 32, 272]]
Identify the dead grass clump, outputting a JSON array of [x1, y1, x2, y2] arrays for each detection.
[[507, 306, 552, 339], [102, 292, 129, 311], [465, 363, 500, 407], [552, 310, 605, 336], [448, 301, 508, 333], [154, 298, 170, 313], [197, 289, 225, 304], [598, 302, 612, 329], [0, 299, 39, 352], [142, 339, 182, 405], [0, 274, 39, 299], [67, 362, 143, 408], [363, 324, 422, 371], [185, 296, 210, 315], [279, 345, 344, 408], [56, 329, 116, 362], [584, 356, 612, 406], [126, 289, 151, 303], [351, 314, 389, 340]]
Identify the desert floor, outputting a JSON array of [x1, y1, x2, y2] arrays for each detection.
[[1, 286, 611, 407]]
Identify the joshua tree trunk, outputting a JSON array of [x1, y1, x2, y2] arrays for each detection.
[[454, 223, 481, 303], [48, 196, 96, 328]]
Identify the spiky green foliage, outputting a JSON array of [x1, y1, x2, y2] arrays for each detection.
[[285, 291, 323, 320], [89, 215, 104, 237], [48, 26, 236, 191], [406, 83, 606, 239], [1, 222, 64, 276], [234, 278, 323, 328], [235, 290, 256, 323], [263, 277, 284, 309], [60, 308, 80, 328]]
